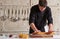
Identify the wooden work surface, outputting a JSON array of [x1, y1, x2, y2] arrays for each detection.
[[30, 32, 54, 38]]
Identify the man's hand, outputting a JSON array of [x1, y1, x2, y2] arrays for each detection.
[[48, 24, 53, 32], [30, 23, 40, 32], [48, 28, 53, 32], [33, 30, 41, 34]]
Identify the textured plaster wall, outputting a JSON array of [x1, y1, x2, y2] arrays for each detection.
[[0, 0, 60, 34]]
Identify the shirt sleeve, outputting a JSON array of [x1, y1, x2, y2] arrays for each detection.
[[47, 8, 53, 25], [29, 7, 36, 25]]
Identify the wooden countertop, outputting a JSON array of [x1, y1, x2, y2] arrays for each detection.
[[29, 32, 54, 38]]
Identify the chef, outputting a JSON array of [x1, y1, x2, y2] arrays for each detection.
[[29, 0, 53, 34]]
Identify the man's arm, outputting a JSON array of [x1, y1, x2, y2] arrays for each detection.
[[47, 7, 53, 32], [30, 23, 39, 32], [48, 24, 53, 32], [29, 7, 40, 33]]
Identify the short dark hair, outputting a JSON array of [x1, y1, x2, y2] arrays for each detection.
[[39, 0, 47, 7]]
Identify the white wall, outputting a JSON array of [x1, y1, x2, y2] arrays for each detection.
[[0, 0, 60, 34]]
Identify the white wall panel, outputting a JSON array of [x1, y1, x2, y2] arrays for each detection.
[[0, 0, 30, 6], [0, 0, 60, 34], [47, 0, 60, 6], [50, 7, 60, 31]]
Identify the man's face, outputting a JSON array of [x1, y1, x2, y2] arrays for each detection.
[[39, 5, 46, 12]]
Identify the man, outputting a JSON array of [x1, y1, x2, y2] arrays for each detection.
[[29, 0, 53, 34]]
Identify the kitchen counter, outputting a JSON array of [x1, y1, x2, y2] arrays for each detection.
[[0, 32, 60, 39], [0, 35, 60, 39]]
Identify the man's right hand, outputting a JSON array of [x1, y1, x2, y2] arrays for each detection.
[[33, 30, 41, 34], [30, 23, 41, 34]]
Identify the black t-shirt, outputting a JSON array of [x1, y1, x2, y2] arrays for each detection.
[[29, 5, 53, 34]]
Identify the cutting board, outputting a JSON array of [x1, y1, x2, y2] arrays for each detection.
[[30, 32, 54, 38]]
